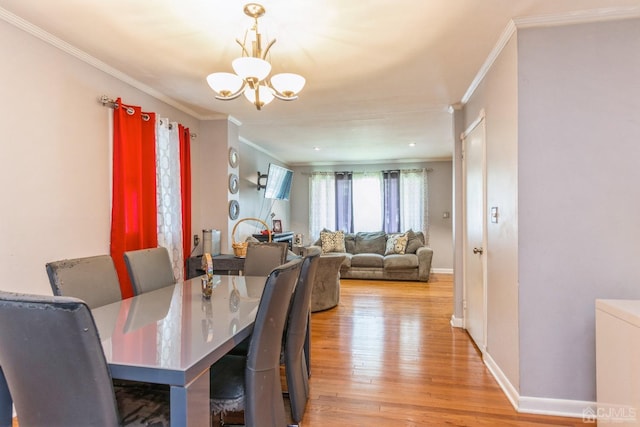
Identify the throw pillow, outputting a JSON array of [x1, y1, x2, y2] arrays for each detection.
[[313, 228, 332, 246], [320, 230, 346, 254], [385, 233, 408, 255], [405, 229, 426, 254]]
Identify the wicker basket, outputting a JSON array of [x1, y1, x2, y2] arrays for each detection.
[[231, 217, 271, 257]]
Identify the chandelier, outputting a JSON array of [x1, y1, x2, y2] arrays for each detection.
[[206, 3, 306, 111]]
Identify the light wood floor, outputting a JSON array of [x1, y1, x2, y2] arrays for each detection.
[[300, 274, 590, 426], [12, 274, 589, 426]]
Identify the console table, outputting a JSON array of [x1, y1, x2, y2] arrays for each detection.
[[186, 254, 245, 279], [252, 231, 294, 250]]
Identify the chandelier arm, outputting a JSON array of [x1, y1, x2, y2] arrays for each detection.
[[235, 39, 250, 57], [272, 93, 299, 101], [214, 81, 247, 101], [262, 38, 277, 59], [266, 80, 299, 101]]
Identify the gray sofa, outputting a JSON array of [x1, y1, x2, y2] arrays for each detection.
[[311, 230, 433, 283]]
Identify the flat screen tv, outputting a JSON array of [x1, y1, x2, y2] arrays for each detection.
[[264, 163, 293, 200]]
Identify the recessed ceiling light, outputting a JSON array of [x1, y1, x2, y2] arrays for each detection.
[[408, 142, 416, 147], [313, 147, 321, 151]]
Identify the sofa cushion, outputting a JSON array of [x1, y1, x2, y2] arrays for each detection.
[[320, 230, 346, 254], [385, 232, 408, 255], [344, 233, 356, 254], [384, 254, 418, 270], [354, 231, 386, 255], [405, 229, 426, 254], [350, 253, 384, 268]]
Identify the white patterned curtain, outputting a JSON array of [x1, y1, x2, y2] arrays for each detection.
[[156, 118, 184, 281], [400, 168, 429, 243], [309, 172, 336, 242]]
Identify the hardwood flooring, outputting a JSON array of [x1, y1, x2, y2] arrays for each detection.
[[300, 274, 589, 426]]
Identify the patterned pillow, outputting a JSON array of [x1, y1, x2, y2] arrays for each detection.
[[385, 233, 408, 255], [320, 231, 346, 254]]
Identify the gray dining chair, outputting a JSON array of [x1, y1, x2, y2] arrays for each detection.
[[209, 258, 302, 427], [284, 246, 321, 423], [242, 242, 289, 276], [45, 254, 122, 309], [0, 291, 170, 426], [124, 247, 176, 296]]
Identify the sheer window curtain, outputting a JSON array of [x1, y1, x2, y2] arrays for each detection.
[[156, 118, 184, 282], [400, 168, 429, 242], [309, 172, 336, 241]]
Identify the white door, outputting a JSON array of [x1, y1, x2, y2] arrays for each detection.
[[462, 113, 487, 352]]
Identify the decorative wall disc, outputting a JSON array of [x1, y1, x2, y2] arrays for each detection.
[[228, 147, 239, 168], [228, 200, 240, 220], [228, 173, 239, 194]]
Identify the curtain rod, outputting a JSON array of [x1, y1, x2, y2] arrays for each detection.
[[301, 168, 433, 176], [99, 95, 197, 138]]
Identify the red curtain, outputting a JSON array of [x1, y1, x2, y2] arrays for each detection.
[[179, 125, 192, 277], [110, 98, 157, 298]]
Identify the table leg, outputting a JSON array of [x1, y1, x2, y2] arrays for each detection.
[[0, 367, 12, 427], [170, 369, 210, 427]]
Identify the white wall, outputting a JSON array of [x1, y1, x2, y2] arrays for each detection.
[[235, 140, 291, 242], [0, 18, 200, 296], [196, 119, 239, 254], [290, 161, 454, 271], [517, 18, 640, 401]]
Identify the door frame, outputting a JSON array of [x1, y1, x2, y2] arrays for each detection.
[[461, 109, 488, 353]]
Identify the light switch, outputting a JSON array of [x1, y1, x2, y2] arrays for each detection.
[[491, 207, 499, 223], [442, 211, 450, 219]]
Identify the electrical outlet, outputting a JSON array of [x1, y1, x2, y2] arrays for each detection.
[[193, 234, 200, 247]]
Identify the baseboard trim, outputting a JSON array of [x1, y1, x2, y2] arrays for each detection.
[[450, 315, 464, 328], [431, 268, 453, 274], [518, 396, 595, 419], [483, 352, 594, 419], [483, 352, 519, 411]]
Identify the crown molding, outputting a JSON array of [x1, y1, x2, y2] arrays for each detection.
[[0, 6, 206, 121], [514, 6, 640, 29], [461, 20, 517, 104], [461, 6, 640, 105]]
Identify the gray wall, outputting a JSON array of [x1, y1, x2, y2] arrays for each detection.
[[290, 161, 454, 271], [460, 16, 640, 404], [517, 18, 640, 401]]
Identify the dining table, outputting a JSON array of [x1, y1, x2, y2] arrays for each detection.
[[0, 274, 267, 427]]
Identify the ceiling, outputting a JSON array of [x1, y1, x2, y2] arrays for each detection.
[[1, 1, 638, 165]]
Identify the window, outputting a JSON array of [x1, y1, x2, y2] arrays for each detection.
[[309, 169, 428, 240]]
